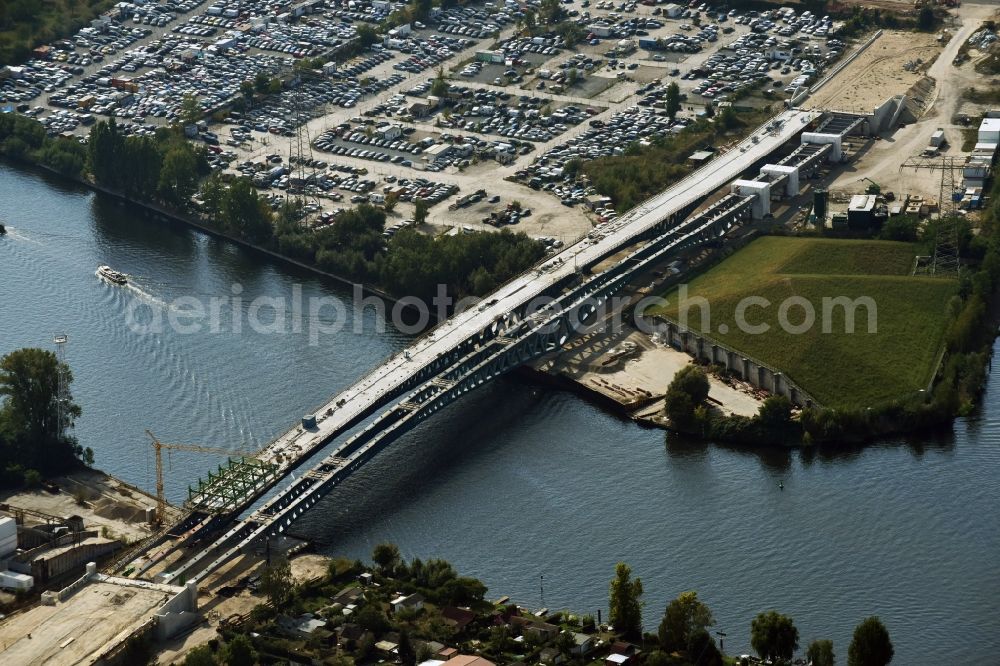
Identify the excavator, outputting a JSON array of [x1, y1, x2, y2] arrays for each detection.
[[862, 177, 895, 201]]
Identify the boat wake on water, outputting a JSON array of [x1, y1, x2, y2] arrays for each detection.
[[2, 227, 43, 245]]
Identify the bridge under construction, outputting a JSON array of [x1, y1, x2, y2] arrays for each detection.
[[122, 107, 865, 586]]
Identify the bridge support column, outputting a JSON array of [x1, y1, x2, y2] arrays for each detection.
[[801, 132, 842, 162], [731, 180, 771, 218], [761, 164, 799, 196]]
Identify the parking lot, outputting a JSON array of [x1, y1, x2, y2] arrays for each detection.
[[2, 0, 857, 242]]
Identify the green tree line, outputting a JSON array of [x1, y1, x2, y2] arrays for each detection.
[[272, 202, 546, 303], [610, 561, 893, 666], [0, 0, 116, 64], [88, 118, 209, 206], [0, 112, 88, 176], [0, 348, 93, 489], [581, 110, 762, 212]]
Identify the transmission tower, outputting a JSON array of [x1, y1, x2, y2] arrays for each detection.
[[53, 334, 68, 433], [932, 156, 961, 275], [288, 70, 321, 212]]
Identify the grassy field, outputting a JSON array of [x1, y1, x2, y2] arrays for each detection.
[[654, 237, 958, 409]]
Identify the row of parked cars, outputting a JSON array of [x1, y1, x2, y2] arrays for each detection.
[[389, 34, 475, 74], [313, 125, 419, 167], [518, 106, 684, 186], [335, 50, 394, 78], [433, 86, 595, 143]]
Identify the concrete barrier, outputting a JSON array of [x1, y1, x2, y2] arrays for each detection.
[[648, 315, 819, 408]]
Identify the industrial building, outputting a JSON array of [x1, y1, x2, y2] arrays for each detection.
[[0, 506, 125, 589], [963, 116, 999, 189], [847, 194, 879, 230]]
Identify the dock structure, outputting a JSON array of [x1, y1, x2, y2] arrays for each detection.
[[149, 108, 868, 583]]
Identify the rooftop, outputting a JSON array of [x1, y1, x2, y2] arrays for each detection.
[[0, 581, 168, 665], [849, 194, 877, 212], [980, 117, 1000, 133]]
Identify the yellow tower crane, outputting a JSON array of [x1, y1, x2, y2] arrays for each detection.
[[145, 430, 248, 526]]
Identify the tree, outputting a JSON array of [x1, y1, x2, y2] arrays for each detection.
[[879, 215, 919, 242], [356, 603, 390, 634], [608, 562, 643, 640], [441, 576, 487, 604], [357, 24, 379, 48], [848, 617, 893, 666], [180, 94, 201, 126], [254, 72, 270, 93], [688, 629, 723, 666], [158, 144, 199, 206], [259, 555, 293, 608], [200, 173, 226, 220], [644, 650, 671, 666], [240, 80, 255, 108], [671, 365, 710, 404], [414, 0, 432, 19], [398, 628, 416, 666], [223, 634, 256, 666], [414, 198, 430, 226], [88, 118, 125, 185], [222, 178, 273, 243], [372, 542, 401, 575], [808, 639, 835, 666], [665, 82, 681, 120], [539, 0, 564, 25], [184, 645, 217, 666], [758, 395, 792, 432], [0, 348, 82, 475], [918, 6, 934, 31], [664, 365, 709, 428], [658, 590, 715, 655], [431, 67, 449, 98], [554, 631, 576, 660], [751, 611, 799, 663]]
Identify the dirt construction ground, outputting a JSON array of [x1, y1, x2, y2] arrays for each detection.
[[830, 3, 1000, 200], [0, 469, 180, 542], [807, 30, 943, 115]]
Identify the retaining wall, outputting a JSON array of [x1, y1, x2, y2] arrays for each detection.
[[647, 315, 819, 408]]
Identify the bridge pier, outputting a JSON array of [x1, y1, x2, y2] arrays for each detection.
[[801, 132, 843, 162], [731, 180, 772, 219]]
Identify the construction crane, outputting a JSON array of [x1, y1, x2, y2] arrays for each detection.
[[145, 430, 247, 526]]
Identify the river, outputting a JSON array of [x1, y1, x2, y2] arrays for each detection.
[[0, 162, 997, 664]]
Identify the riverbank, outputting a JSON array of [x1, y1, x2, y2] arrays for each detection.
[[4, 156, 409, 307]]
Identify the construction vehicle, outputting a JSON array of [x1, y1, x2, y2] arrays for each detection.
[[862, 177, 882, 195], [861, 178, 895, 201], [145, 430, 249, 526]]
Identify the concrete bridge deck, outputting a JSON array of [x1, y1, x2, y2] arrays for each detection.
[[151, 108, 840, 583], [243, 108, 822, 479]]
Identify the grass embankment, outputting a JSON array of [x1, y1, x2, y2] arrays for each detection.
[[654, 237, 958, 409], [0, 0, 116, 64]]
